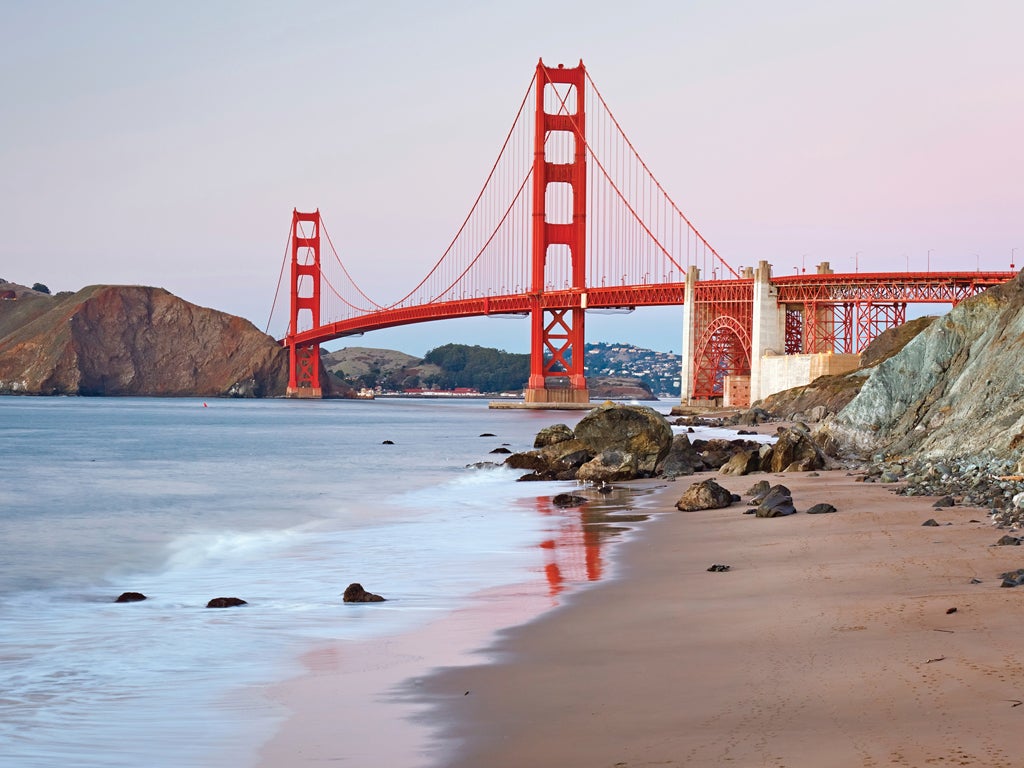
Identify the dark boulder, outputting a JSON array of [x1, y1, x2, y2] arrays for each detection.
[[577, 449, 639, 483], [719, 449, 760, 476], [806, 503, 837, 515], [707, 564, 731, 572], [534, 423, 574, 448], [675, 479, 735, 511], [932, 495, 955, 508], [206, 597, 247, 608], [745, 479, 771, 499], [760, 428, 827, 473], [999, 568, 1024, 588], [573, 403, 672, 476], [343, 583, 386, 603], [115, 592, 147, 603], [659, 434, 704, 477], [922, 518, 941, 527], [489, 447, 511, 454], [552, 493, 587, 508], [755, 485, 796, 517], [995, 535, 1022, 546]]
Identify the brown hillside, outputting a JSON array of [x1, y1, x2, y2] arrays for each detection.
[[0, 284, 293, 396]]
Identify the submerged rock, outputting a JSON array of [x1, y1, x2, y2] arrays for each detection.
[[114, 592, 147, 603], [206, 597, 247, 608], [343, 583, 385, 603]]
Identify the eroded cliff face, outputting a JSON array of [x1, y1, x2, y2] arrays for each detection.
[[821, 271, 1024, 463], [0, 285, 292, 396]]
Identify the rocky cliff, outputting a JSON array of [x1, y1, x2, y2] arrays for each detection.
[[821, 270, 1024, 464], [0, 283, 294, 397]]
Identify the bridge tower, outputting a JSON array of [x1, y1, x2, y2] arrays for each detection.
[[525, 60, 589, 404], [286, 209, 323, 398]]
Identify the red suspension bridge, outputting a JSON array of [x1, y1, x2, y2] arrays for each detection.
[[273, 60, 1015, 404]]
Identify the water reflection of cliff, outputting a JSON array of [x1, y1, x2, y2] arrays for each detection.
[[535, 486, 655, 596]]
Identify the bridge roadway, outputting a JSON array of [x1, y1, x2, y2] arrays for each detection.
[[286, 270, 1016, 348]]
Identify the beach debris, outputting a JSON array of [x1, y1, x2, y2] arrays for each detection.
[[946, 607, 958, 614], [206, 597, 247, 608], [675, 479, 734, 511], [932, 495, 955, 508], [755, 485, 796, 518], [806, 503, 838, 515], [114, 591, 147, 603], [343, 583, 386, 603], [552, 493, 587, 508], [999, 568, 1024, 588], [706, 564, 731, 572], [745, 479, 771, 500], [995, 535, 1022, 546], [922, 518, 941, 527], [925, 655, 946, 663], [1008, 699, 1023, 707]]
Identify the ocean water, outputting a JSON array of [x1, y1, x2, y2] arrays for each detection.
[[0, 396, 676, 767]]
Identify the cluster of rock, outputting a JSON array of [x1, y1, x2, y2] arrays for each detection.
[[113, 582, 385, 608], [505, 402, 674, 482], [673, 477, 836, 517], [854, 455, 1024, 521], [505, 403, 828, 484]]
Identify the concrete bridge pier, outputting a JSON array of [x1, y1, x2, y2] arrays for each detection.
[[678, 265, 699, 405], [750, 260, 785, 404]]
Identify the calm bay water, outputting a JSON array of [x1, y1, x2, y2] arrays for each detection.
[[0, 396, 616, 767]]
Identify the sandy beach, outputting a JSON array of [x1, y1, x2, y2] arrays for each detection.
[[261, 469, 1024, 767]]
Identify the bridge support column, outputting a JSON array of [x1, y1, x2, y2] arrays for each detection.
[[750, 260, 785, 404], [286, 209, 323, 399], [524, 59, 589, 405], [679, 265, 699, 404]]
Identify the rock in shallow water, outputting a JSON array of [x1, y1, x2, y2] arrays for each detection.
[[206, 597, 247, 608], [115, 592, 147, 603], [343, 583, 385, 603]]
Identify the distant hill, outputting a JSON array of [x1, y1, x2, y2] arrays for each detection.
[[0, 281, 299, 397], [322, 341, 671, 398]]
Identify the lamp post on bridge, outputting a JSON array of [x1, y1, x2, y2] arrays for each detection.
[[855, 251, 861, 273]]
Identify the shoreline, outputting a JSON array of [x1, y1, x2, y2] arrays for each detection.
[[416, 469, 1024, 767], [255, 481, 657, 767]]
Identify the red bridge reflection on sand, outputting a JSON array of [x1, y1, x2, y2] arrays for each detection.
[[534, 495, 604, 597]]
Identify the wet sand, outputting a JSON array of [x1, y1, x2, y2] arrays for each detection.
[[420, 470, 1024, 767]]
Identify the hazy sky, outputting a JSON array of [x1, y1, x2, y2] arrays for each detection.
[[2, 1, 1021, 355]]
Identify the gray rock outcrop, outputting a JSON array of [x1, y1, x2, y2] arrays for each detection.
[[821, 271, 1024, 464]]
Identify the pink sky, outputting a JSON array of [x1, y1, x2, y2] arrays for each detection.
[[2, 1, 1020, 355]]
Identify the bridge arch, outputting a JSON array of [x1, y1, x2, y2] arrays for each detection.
[[691, 315, 751, 400]]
